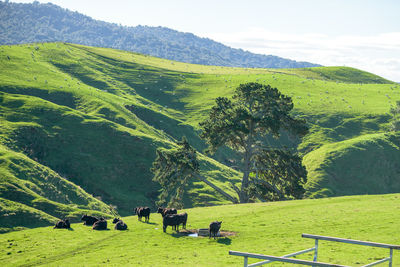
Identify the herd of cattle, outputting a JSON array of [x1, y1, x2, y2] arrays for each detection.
[[54, 207, 222, 238]]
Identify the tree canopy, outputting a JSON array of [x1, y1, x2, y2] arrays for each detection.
[[199, 83, 309, 203], [250, 149, 307, 201], [151, 137, 199, 208]]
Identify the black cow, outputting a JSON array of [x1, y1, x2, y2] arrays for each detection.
[[157, 207, 177, 217], [134, 207, 142, 221], [112, 218, 128, 230], [81, 215, 99, 226], [92, 218, 107, 230], [175, 212, 188, 231], [209, 221, 222, 239], [163, 214, 179, 233], [54, 219, 70, 229], [134, 207, 150, 222]]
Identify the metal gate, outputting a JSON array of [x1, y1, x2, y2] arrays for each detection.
[[229, 233, 400, 267]]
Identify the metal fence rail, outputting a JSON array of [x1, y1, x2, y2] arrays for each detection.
[[229, 251, 348, 267], [243, 247, 316, 267], [229, 233, 400, 267], [302, 234, 400, 250]]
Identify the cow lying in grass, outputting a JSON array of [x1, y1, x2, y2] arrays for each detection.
[[81, 215, 99, 226], [54, 219, 70, 229], [113, 218, 128, 230], [92, 218, 107, 230], [134, 207, 151, 222], [209, 221, 222, 239]]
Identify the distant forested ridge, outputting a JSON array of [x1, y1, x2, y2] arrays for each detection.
[[0, 1, 320, 68]]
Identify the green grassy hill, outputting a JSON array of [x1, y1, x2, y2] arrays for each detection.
[[0, 142, 114, 233], [304, 132, 400, 197], [0, 194, 399, 266], [0, 42, 399, 231]]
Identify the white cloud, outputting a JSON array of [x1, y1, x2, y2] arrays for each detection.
[[203, 28, 400, 82]]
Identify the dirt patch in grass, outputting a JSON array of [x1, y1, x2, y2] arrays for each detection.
[[178, 229, 237, 237]]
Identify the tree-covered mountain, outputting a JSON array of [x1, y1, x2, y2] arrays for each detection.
[[0, 1, 320, 68]]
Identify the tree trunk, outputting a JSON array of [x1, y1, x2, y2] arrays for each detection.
[[240, 132, 253, 203], [239, 170, 250, 203]]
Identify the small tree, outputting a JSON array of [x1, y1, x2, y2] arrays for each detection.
[[199, 83, 308, 203], [390, 101, 400, 131], [151, 137, 199, 209]]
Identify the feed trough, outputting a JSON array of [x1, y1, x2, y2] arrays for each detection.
[[198, 228, 209, 236]]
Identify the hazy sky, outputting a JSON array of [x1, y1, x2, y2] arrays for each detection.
[[11, 0, 400, 82]]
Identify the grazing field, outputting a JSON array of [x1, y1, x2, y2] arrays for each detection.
[[1, 42, 400, 230], [1, 194, 399, 266]]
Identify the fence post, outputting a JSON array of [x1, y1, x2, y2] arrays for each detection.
[[389, 248, 393, 267], [313, 239, 319, 262], [244, 256, 248, 267]]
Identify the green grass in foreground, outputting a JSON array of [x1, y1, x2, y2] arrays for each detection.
[[1, 194, 400, 266]]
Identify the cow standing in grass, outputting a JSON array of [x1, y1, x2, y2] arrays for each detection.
[[157, 207, 177, 217], [134, 207, 151, 222], [163, 214, 179, 233], [209, 221, 222, 239], [175, 212, 188, 231]]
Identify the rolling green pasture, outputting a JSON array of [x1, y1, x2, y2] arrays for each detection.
[[1, 42, 400, 231], [76, 44, 397, 124], [1, 194, 400, 266]]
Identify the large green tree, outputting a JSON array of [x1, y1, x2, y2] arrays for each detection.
[[199, 83, 309, 203], [151, 137, 199, 209], [151, 137, 238, 207]]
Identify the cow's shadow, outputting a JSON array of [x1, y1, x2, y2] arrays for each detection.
[[217, 237, 231, 245], [169, 229, 198, 238], [170, 232, 189, 238], [138, 221, 157, 225]]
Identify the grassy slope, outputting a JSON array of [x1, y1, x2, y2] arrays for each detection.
[[1, 42, 399, 230], [0, 43, 242, 230], [304, 132, 400, 197], [1, 194, 400, 266], [0, 143, 113, 232]]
